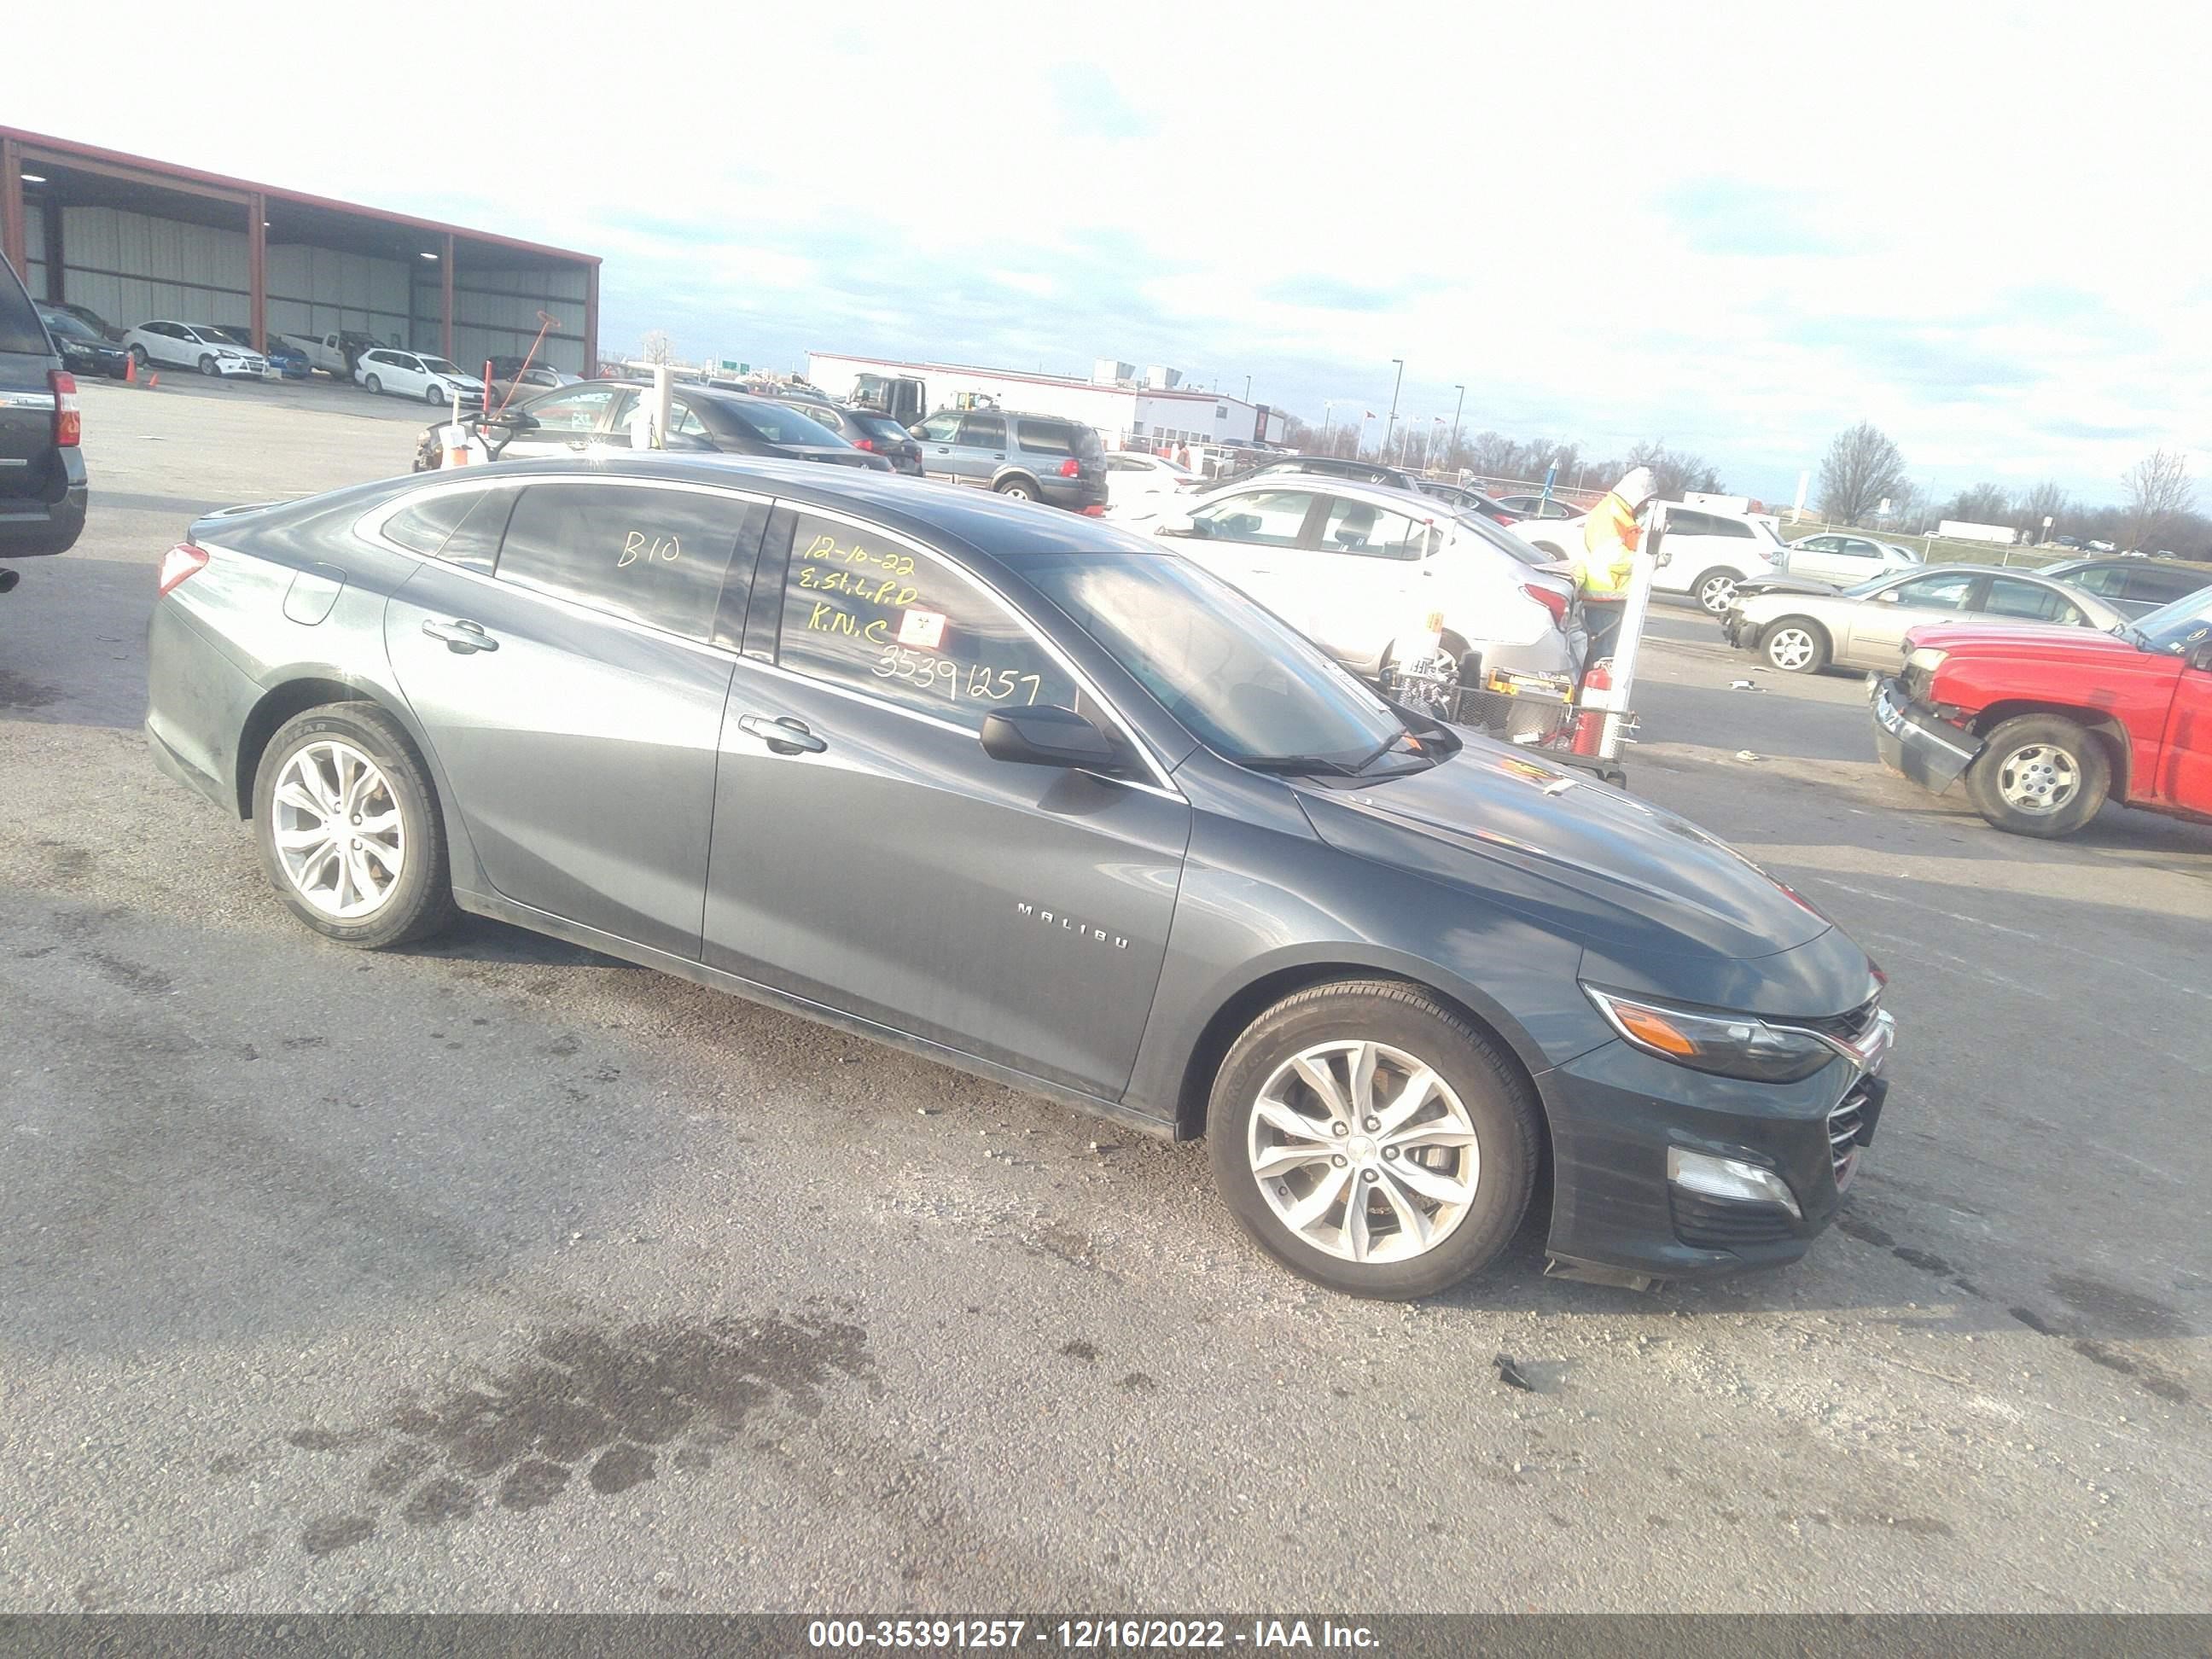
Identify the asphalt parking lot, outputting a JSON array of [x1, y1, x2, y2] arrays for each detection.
[[2, 379, 2209, 1615]]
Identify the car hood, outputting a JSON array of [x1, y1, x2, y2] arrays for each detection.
[[1905, 620, 2134, 655], [1734, 574, 1840, 600], [1294, 740, 1835, 973]]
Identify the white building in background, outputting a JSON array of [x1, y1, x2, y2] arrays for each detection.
[[804, 352, 1289, 452]]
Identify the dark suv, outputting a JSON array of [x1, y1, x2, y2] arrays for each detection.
[[909, 408, 1108, 512], [0, 259, 87, 579]]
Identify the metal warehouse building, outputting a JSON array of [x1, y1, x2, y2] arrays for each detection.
[[1, 126, 598, 374]]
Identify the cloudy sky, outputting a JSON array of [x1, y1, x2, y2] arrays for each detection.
[[17, 3, 2211, 505]]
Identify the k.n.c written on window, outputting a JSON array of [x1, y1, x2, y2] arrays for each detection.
[[775, 513, 1077, 729]]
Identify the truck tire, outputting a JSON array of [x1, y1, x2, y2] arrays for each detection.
[[1963, 713, 2110, 838]]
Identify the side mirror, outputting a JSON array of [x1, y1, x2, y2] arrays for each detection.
[[2187, 638, 2212, 672], [980, 705, 1117, 770], [1155, 515, 1205, 538]]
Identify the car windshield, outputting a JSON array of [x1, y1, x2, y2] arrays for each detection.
[[2131, 586, 2212, 655], [38, 309, 98, 341], [421, 358, 465, 377], [731, 401, 849, 446], [1020, 550, 1409, 769]]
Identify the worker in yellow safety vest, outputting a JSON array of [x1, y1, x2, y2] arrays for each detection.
[[1572, 465, 1657, 668]]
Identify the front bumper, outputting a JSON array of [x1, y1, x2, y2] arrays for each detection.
[[1541, 1034, 1892, 1284], [1720, 610, 1757, 651], [1871, 676, 1981, 794]]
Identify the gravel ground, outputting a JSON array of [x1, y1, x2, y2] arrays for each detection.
[[0, 380, 2206, 1614]]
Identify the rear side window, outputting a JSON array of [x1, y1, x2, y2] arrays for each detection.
[[0, 261, 52, 354], [2126, 568, 2206, 604], [1016, 420, 1078, 456], [776, 511, 1079, 730], [383, 483, 521, 573], [2063, 565, 2125, 597], [497, 483, 764, 642], [958, 412, 1005, 448], [1983, 577, 2082, 625]]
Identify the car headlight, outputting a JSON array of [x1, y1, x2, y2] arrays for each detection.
[[1582, 985, 1835, 1083], [1905, 646, 1948, 675]]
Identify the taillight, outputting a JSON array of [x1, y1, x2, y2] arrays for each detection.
[[50, 370, 80, 447], [1522, 582, 1568, 627], [855, 438, 876, 451], [1059, 457, 1080, 477], [157, 542, 209, 597], [1080, 505, 1106, 517]]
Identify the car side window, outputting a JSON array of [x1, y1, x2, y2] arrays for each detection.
[[915, 412, 962, 443], [1016, 420, 1076, 456], [2064, 566, 2125, 597], [1982, 577, 2081, 624], [496, 483, 761, 642], [958, 412, 1005, 449], [1801, 536, 1837, 551], [522, 387, 619, 432], [1318, 497, 1431, 561], [1107, 455, 1145, 473], [1886, 572, 1976, 609], [2125, 568, 2201, 604], [666, 400, 710, 439], [1189, 489, 1315, 547], [382, 483, 521, 574], [776, 513, 1081, 731]]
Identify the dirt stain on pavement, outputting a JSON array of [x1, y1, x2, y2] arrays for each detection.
[[267, 1311, 873, 1559]]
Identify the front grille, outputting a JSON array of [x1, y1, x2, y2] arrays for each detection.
[[1828, 1081, 1874, 1190], [1671, 1189, 1798, 1251], [1796, 996, 1881, 1046]]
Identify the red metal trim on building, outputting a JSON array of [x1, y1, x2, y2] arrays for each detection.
[[441, 233, 455, 361], [3, 125, 600, 269], [584, 262, 600, 376], [0, 136, 26, 284], [247, 191, 267, 352]]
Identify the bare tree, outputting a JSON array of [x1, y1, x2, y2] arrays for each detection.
[[1945, 482, 2012, 524], [1625, 439, 1722, 500], [1815, 422, 1909, 527], [639, 329, 676, 366], [2123, 448, 2195, 551], [2015, 480, 2068, 544]]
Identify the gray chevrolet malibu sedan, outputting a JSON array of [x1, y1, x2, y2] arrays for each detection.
[[145, 457, 1896, 1298]]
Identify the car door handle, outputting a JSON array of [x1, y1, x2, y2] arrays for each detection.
[[738, 713, 827, 755], [421, 618, 498, 653]]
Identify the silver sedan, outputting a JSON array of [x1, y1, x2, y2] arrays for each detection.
[[1720, 564, 2129, 674]]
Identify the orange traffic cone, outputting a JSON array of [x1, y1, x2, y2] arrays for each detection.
[[124, 355, 134, 384]]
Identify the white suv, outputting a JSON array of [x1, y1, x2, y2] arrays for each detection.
[[1156, 479, 1586, 686], [1515, 500, 1784, 614]]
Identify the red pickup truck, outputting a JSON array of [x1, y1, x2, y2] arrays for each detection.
[[1871, 591, 2212, 837]]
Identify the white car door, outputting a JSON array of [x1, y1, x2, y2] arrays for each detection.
[[148, 323, 189, 367], [1105, 454, 1157, 517]]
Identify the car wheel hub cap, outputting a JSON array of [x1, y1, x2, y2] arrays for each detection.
[[1703, 578, 1736, 609], [1997, 743, 2079, 813], [1248, 1039, 1479, 1265], [1772, 630, 1812, 667], [272, 740, 405, 918]]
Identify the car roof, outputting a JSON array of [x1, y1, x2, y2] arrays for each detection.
[[409, 454, 1149, 568]]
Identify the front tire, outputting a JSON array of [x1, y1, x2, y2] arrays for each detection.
[[199, 354, 219, 377], [1693, 568, 1739, 614], [1207, 980, 1540, 1299], [1962, 713, 2110, 838], [423, 384, 445, 405], [130, 344, 150, 372], [252, 702, 457, 948], [1762, 618, 1829, 673]]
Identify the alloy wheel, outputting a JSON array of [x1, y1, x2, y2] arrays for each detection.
[[1698, 573, 1738, 613], [1767, 626, 1815, 671], [1246, 1039, 1480, 1264], [1997, 742, 2080, 814], [270, 740, 406, 918]]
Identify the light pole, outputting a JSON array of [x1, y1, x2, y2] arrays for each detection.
[[1243, 374, 1252, 401], [1360, 410, 1375, 458], [1383, 358, 1404, 459], [1321, 399, 1335, 453], [1449, 384, 1465, 475]]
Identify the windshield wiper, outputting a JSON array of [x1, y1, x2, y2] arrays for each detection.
[[1239, 754, 1365, 777]]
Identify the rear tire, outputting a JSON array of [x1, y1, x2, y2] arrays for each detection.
[[1761, 618, 1829, 673], [364, 374, 383, 396], [1693, 568, 1739, 614], [252, 701, 457, 949], [994, 478, 1037, 501], [1963, 713, 2110, 839], [1207, 980, 1540, 1299]]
